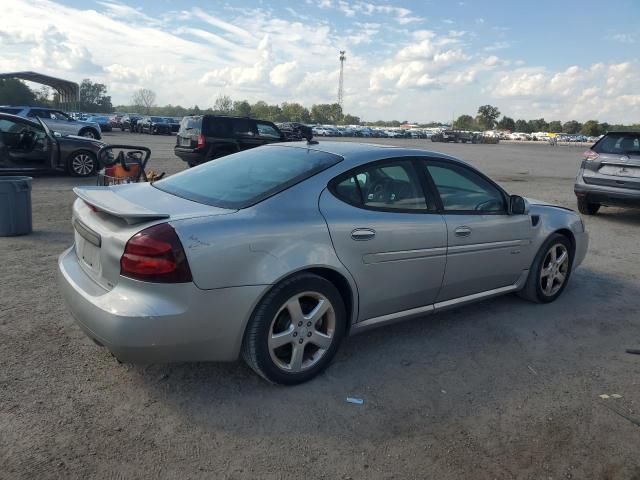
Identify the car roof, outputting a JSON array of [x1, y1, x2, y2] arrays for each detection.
[[0, 112, 39, 124], [265, 140, 469, 169]]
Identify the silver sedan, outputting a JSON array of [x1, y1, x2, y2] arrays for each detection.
[[58, 142, 588, 384]]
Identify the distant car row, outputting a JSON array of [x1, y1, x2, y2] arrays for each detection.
[[108, 115, 180, 134], [310, 126, 437, 138]]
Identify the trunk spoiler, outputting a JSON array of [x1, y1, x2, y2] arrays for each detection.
[[73, 186, 170, 225]]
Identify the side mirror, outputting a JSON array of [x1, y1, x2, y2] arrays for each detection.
[[509, 195, 528, 215]]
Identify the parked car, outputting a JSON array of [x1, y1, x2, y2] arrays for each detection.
[[119, 115, 142, 132], [431, 130, 473, 143], [0, 113, 107, 176], [277, 122, 313, 141], [85, 115, 112, 132], [574, 131, 640, 215], [0, 106, 102, 139], [164, 117, 180, 133], [174, 115, 284, 167], [58, 141, 588, 384], [138, 116, 172, 135]]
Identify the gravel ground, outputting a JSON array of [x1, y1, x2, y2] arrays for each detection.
[[1, 132, 639, 480]]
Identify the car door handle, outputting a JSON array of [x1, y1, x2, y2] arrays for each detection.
[[454, 226, 472, 237], [351, 228, 376, 241]]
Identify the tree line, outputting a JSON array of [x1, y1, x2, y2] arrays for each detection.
[[1, 78, 637, 132], [455, 105, 639, 136], [119, 92, 362, 125]]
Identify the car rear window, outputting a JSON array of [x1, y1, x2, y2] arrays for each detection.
[[154, 145, 342, 209], [593, 133, 640, 155], [179, 116, 202, 135]]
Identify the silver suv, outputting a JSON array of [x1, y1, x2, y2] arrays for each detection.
[[574, 131, 640, 214], [0, 106, 102, 139]]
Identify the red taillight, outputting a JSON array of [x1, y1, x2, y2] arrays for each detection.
[[584, 149, 599, 162], [120, 223, 192, 283], [84, 200, 99, 212], [197, 134, 205, 149]]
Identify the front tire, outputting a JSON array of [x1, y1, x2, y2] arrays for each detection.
[[79, 128, 98, 139], [518, 233, 573, 303], [242, 273, 346, 385], [68, 151, 97, 177], [577, 197, 600, 215]]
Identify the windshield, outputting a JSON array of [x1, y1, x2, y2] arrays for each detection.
[[593, 133, 640, 155], [154, 145, 342, 209]]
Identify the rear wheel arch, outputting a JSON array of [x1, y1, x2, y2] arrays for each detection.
[[250, 267, 356, 334]]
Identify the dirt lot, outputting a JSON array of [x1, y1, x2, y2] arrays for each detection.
[[1, 132, 639, 480]]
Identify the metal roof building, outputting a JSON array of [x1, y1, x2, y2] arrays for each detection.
[[0, 71, 79, 111]]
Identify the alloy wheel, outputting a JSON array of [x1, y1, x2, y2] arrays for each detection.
[[268, 292, 336, 372], [540, 243, 569, 296], [71, 153, 95, 176]]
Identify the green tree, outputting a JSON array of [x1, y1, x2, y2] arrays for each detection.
[[79, 79, 112, 112], [281, 102, 311, 123], [311, 103, 343, 124], [454, 114, 476, 130], [213, 94, 233, 114], [562, 120, 582, 134], [514, 119, 530, 133], [233, 100, 251, 117], [341, 113, 361, 125], [548, 120, 562, 133], [0, 78, 36, 105], [496, 116, 515, 131], [581, 120, 601, 136], [527, 118, 548, 132], [477, 104, 501, 129]]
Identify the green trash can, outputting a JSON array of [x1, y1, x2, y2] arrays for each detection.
[[0, 176, 32, 236]]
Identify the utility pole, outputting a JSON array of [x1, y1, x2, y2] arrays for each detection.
[[338, 50, 346, 108]]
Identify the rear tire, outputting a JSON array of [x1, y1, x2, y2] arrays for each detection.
[[242, 273, 346, 385], [68, 150, 97, 177], [577, 197, 600, 215], [518, 233, 573, 304], [79, 128, 98, 139]]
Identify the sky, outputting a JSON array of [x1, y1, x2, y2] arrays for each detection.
[[1, 0, 639, 123]]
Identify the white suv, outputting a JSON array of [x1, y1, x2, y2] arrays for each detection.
[[0, 106, 102, 139]]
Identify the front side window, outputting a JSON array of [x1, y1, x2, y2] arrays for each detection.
[[332, 159, 429, 211], [256, 122, 281, 139], [425, 161, 505, 213], [50, 111, 70, 121], [28, 109, 50, 119], [155, 145, 342, 209]]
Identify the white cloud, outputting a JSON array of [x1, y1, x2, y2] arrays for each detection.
[[269, 61, 298, 87]]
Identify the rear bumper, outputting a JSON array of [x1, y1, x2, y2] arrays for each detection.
[[57, 246, 267, 363], [174, 147, 205, 165], [575, 173, 640, 206]]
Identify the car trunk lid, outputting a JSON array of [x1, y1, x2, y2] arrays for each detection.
[[584, 152, 640, 191], [72, 183, 235, 289]]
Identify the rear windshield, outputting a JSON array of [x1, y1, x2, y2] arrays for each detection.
[[179, 116, 202, 134], [594, 133, 640, 155], [154, 145, 342, 209]]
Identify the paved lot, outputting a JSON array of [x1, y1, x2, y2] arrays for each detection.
[[1, 132, 639, 479]]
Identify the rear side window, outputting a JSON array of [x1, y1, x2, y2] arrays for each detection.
[[594, 133, 640, 155], [331, 159, 430, 211], [179, 116, 202, 135], [232, 118, 254, 136], [204, 117, 232, 137], [154, 145, 342, 209]]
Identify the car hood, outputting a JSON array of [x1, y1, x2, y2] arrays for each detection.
[[524, 197, 576, 213], [59, 135, 106, 146]]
